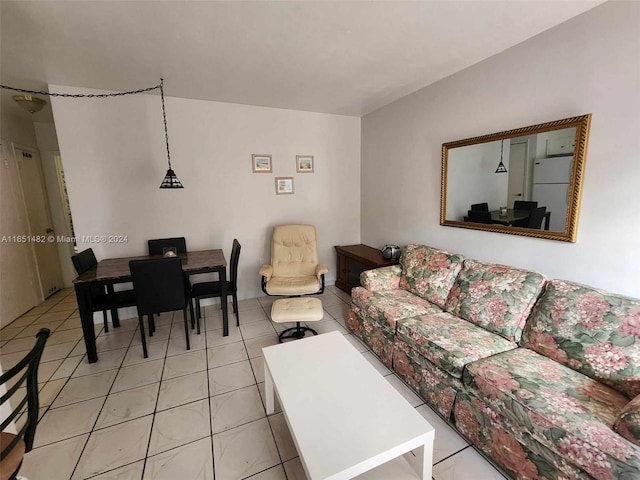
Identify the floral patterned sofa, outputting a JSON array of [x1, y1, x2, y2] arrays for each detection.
[[346, 244, 640, 480]]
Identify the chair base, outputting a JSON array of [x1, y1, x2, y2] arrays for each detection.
[[278, 322, 317, 343]]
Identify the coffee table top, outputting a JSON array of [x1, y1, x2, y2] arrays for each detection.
[[263, 331, 434, 480]]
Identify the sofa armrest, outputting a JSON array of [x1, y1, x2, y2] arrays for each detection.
[[315, 263, 329, 279], [360, 265, 402, 292], [614, 394, 640, 447], [259, 264, 273, 282]]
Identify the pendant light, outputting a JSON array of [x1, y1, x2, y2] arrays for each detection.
[[12, 94, 47, 113], [495, 140, 508, 173], [158, 78, 183, 188]]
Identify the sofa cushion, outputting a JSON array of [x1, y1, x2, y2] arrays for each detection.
[[463, 348, 639, 480], [614, 395, 640, 447], [351, 287, 441, 330], [398, 244, 465, 309], [360, 265, 402, 292], [522, 279, 640, 399], [396, 313, 518, 379], [444, 260, 546, 342]]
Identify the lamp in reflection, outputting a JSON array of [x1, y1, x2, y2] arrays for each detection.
[[495, 140, 508, 173]]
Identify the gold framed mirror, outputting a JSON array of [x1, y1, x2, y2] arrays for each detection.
[[440, 114, 591, 242]]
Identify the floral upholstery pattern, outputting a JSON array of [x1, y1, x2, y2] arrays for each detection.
[[347, 305, 395, 367], [462, 348, 640, 480], [454, 391, 595, 480], [393, 339, 462, 419], [360, 265, 402, 292], [444, 260, 546, 342], [350, 287, 441, 330], [521, 279, 640, 399], [396, 313, 518, 379], [399, 244, 465, 309], [614, 395, 640, 447]]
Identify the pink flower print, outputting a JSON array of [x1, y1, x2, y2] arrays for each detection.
[[415, 277, 430, 295], [393, 350, 417, 384], [576, 384, 627, 409], [581, 421, 635, 460], [554, 281, 580, 294], [576, 292, 610, 328], [550, 296, 570, 324], [455, 402, 481, 444], [487, 264, 511, 274], [469, 280, 491, 299], [473, 364, 519, 398], [584, 342, 629, 376], [539, 388, 585, 414], [620, 305, 640, 336], [558, 436, 613, 480], [490, 427, 539, 479], [492, 270, 526, 293], [427, 253, 451, 272], [485, 296, 508, 327]]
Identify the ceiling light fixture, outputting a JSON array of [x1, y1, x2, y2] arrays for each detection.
[[495, 140, 508, 173], [2, 79, 183, 189], [12, 94, 47, 113]]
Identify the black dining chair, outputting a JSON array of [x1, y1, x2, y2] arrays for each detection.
[[0, 329, 50, 480], [129, 257, 193, 358], [148, 237, 187, 256], [470, 202, 489, 212], [71, 248, 136, 333], [191, 239, 241, 330], [467, 210, 493, 224], [526, 206, 547, 229], [513, 200, 538, 211]]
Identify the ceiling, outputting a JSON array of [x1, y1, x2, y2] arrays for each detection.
[[1, 1, 605, 122]]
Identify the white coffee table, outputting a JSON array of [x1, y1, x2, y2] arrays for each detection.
[[263, 331, 434, 480]]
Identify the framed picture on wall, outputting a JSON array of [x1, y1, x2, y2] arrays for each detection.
[[296, 155, 314, 173], [275, 177, 294, 195], [252, 154, 272, 173]]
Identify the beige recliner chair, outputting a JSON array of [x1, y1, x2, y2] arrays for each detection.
[[259, 224, 329, 296]]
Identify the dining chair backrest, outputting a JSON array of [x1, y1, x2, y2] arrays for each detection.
[[71, 248, 98, 275], [470, 202, 489, 212], [527, 206, 547, 229], [0, 329, 50, 480], [130, 257, 187, 316], [467, 210, 493, 224], [147, 237, 187, 256], [229, 239, 241, 291], [513, 200, 538, 211]]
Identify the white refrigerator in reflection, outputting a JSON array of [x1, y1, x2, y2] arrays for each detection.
[[532, 156, 572, 231]]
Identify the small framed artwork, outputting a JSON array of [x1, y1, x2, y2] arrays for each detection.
[[275, 177, 294, 195], [252, 154, 272, 173], [296, 155, 314, 173]]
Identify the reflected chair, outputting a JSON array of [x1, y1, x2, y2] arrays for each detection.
[[0, 329, 50, 480], [526, 206, 547, 229], [513, 200, 538, 211], [71, 248, 136, 333], [467, 210, 493, 224], [130, 257, 193, 358], [470, 202, 489, 212], [191, 239, 241, 330], [260, 224, 328, 296], [148, 237, 187, 256]]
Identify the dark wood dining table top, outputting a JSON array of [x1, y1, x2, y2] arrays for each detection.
[[73, 249, 227, 283], [490, 209, 530, 225]]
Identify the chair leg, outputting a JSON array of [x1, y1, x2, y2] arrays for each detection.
[[102, 310, 109, 333], [195, 298, 202, 321], [189, 299, 198, 334], [149, 314, 156, 334], [232, 293, 239, 325], [183, 307, 191, 350], [138, 316, 148, 358]]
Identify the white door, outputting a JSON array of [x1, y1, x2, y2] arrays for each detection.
[[507, 142, 527, 207], [15, 146, 63, 298]]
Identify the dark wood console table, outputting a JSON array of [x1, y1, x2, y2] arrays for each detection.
[[334, 244, 399, 294]]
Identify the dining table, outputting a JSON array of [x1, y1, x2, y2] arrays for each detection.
[[73, 249, 228, 363], [490, 209, 552, 230]]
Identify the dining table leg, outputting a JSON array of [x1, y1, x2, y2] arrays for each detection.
[[74, 283, 98, 363], [220, 267, 229, 336]]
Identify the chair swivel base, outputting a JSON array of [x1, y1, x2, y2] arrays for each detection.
[[279, 322, 318, 343]]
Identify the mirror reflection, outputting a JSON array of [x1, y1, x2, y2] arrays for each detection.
[[441, 115, 591, 242]]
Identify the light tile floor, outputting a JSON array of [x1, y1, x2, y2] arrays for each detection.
[[0, 285, 508, 480]]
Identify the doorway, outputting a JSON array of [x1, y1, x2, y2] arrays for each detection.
[[507, 141, 528, 208], [14, 145, 63, 298]]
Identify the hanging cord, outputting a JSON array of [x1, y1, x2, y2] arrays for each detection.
[[0, 82, 161, 98], [3, 79, 172, 166], [159, 78, 172, 169]]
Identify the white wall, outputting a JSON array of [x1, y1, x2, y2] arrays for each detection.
[[361, 1, 640, 298], [50, 89, 361, 300]]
